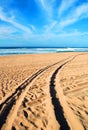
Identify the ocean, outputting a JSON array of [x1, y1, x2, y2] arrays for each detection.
[[0, 47, 88, 56]]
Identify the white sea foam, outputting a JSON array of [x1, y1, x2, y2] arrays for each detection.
[[0, 47, 88, 56]]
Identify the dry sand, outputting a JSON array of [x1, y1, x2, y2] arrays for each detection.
[[0, 53, 88, 130]]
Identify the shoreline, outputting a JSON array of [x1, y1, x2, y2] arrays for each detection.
[[0, 47, 88, 57]]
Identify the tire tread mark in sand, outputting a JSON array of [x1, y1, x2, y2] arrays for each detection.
[[0, 57, 72, 129], [50, 56, 76, 130]]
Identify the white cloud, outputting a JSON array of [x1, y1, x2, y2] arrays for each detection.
[[44, 2, 88, 33], [42, 2, 88, 33], [59, 3, 88, 28], [58, 0, 78, 16], [35, 0, 55, 18], [39, 1, 88, 33], [0, 26, 16, 34], [35, 0, 47, 10], [44, 21, 57, 33], [59, 18, 76, 28], [0, 7, 32, 34], [10, 21, 32, 33], [73, 3, 88, 18], [0, 26, 19, 39], [39, 0, 46, 9], [0, 1, 88, 42], [22, 30, 88, 44]]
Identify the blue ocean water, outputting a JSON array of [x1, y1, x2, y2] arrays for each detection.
[[0, 47, 88, 56]]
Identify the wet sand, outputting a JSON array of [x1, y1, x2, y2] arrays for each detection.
[[0, 53, 88, 130]]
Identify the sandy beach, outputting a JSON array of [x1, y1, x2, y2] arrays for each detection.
[[0, 52, 88, 130]]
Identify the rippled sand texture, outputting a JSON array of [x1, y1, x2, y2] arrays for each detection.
[[60, 53, 88, 130], [0, 53, 87, 130], [0, 53, 73, 102]]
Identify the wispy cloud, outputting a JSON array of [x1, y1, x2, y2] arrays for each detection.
[[35, 0, 55, 18], [44, 21, 57, 33], [0, 25, 20, 40], [0, 26, 16, 34], [38, 0, 46, 9], [22, 30, 88, 45], [58, 0, 78, 16], [59, 3, 88, 28], [0, 7, 33, 34], [42, 2, 88, 34], [0, 0, 88, 45]]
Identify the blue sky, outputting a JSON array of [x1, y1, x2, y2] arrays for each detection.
[[0, 0, 88, 47]]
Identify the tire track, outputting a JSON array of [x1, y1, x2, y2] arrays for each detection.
[[49, 55, 79, 130], [0, 56, 74, 130]]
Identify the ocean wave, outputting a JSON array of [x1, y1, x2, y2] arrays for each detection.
[[0, 48, 88, 56]]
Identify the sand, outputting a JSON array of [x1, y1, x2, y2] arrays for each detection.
[[0, 52, 88, 130]]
